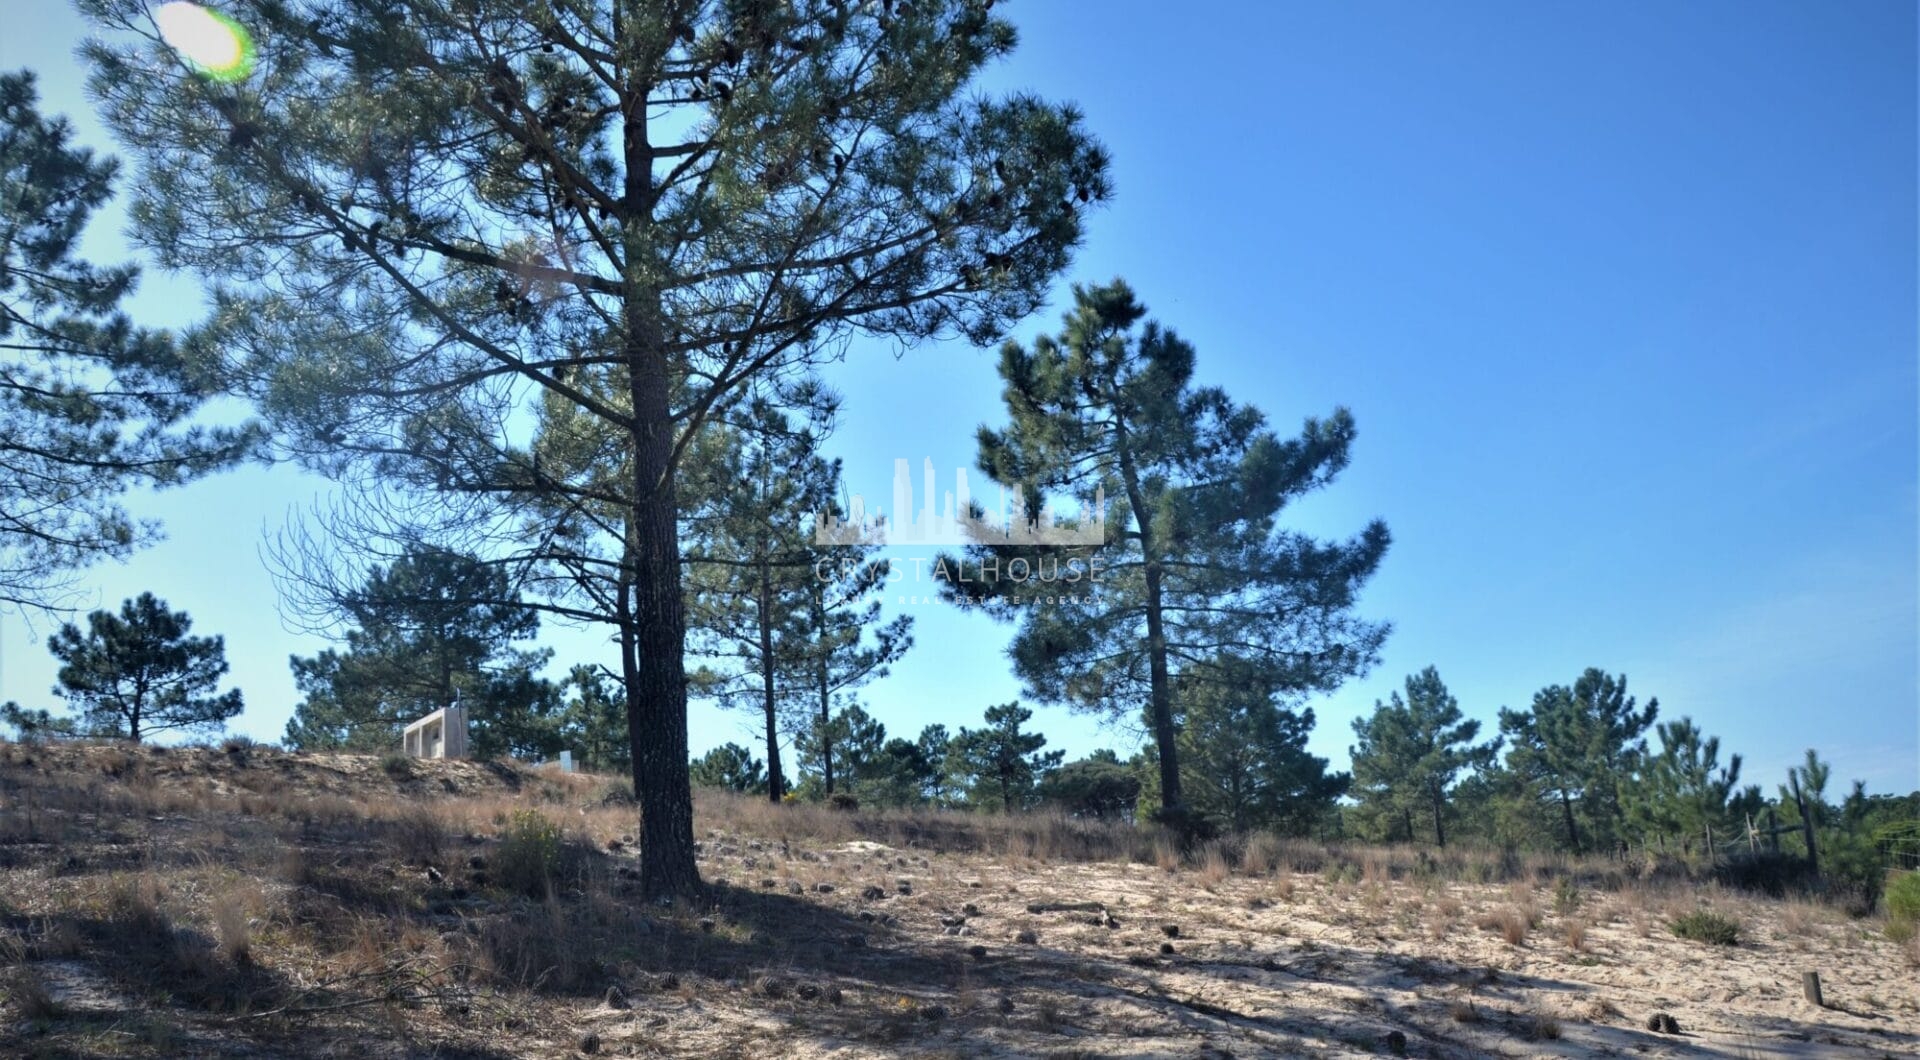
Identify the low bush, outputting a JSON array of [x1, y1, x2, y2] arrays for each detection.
[[1669, 908, 1740, 946]]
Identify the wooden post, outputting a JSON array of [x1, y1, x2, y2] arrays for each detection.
[[1705, 822, 1715, 861], [1766, 808, 1781, 854], [1801, 971, 1823, 1007], [1745, 812, 1758, 855]]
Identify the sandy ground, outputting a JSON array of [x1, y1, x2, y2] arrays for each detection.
[[1, 745, 1914, 1058], [596, 836, 1919, 1059]]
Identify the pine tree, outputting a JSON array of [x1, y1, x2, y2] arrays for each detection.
[[682, 395, 910, 800], [795, 703, 888, 794], [1624, 716, 1742, 852], [795, 520, 911, 797], [1349, 667, 1499, 847], [1036, 751, 1141, 820], [554, 664, 631, 773], [0, 703, 79, 741], [0, 70, 254, 611], [283, 547, 559, 759], [1499, 668, 1658, 855], [860, 726, 950, 807], [47, 593, 244, 742], [948, 701, 1062, 812], [683, 401, 832, 801], [690, 742, 766, 794], [83, 0, 1106, 899], [943, 281, 1388, 833], [1161, 661, 1349, 836]]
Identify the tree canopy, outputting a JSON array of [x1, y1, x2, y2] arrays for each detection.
[[1162, 661, 1349, 836], [949, 701, 1062, 812], [944, 280, 1388, 833], [283, 546, 559, 760], [1349, 667, 1499, 846], [83, 0, 1106, 898], [0, 69, 255, 612], [46, 592, 243, 742], [1498, 668, 1658, 855]]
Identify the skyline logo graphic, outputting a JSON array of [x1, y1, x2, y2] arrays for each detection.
[[812, 458, 1108, 547]]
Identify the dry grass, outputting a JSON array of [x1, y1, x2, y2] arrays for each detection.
[[1, 740, 1912, 1060], [1271, 871, 1297, 904], [213, 885, 260, 965], [1197, 841, 1232, 890], [1562, 917, 1589, 952], [1477, 904, 1533, 946], [4, 965, 60, 1021], [1242, 832, 1283, 875]]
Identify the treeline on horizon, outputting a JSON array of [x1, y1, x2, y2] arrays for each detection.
[[6, 530, 1916, 918], [0, 3, 1913, 910]]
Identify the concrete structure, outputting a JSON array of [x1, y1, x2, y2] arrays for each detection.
[[402, 704, 468, 760]]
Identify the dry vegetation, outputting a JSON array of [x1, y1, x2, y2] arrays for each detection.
[[1, 740, 1915, 1058]]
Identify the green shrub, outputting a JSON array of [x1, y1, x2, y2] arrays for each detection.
[[1669, 908, 1740, 946], [1552, 876, 1582, 916], [1823, 831, 1889, 917], [1886, 870, 1920, 936], [495, 810, 564, 897], [380, 753, 414, 778]]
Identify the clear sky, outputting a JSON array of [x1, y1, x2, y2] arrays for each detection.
[[2, 2, 1914, 796]]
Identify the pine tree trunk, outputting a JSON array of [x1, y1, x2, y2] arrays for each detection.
[[1432, 789, 1447, 848], [617, 12, 698, 901], [1559, 786, 1583, 855], [757, 559, 784, 802], [817, 653, 834, 795], [1141, 561, 1182, 816], [1116, 424, 1183, 825], [621, 366, 700, 899]]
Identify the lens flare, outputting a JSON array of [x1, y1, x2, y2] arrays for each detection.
[[154, 2, 255, 82]]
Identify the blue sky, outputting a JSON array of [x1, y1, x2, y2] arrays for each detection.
[[1, 2, 1914, 795]]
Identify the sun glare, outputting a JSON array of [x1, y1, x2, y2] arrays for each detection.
[[154, 2, 255, 82]]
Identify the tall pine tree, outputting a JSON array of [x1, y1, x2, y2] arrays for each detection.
[[795, 521, 911, 796], [943, 281, 1388, 834], [85, 0, 1107, 897]]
